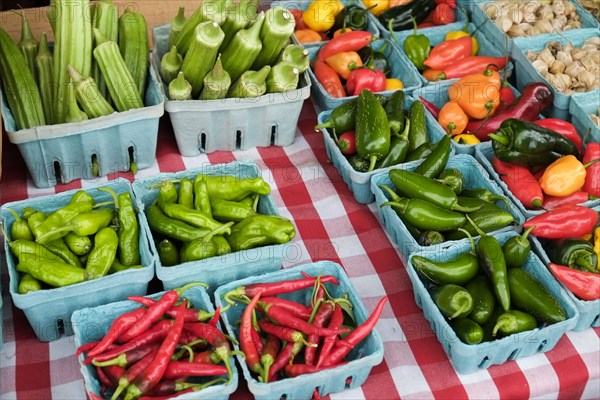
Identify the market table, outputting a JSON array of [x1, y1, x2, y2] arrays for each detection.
[[0, 99, 599, 400]]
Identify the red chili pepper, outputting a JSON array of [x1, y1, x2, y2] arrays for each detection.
[[224, 275, 340, 304], [146, 379, 226, 398], [260, 333, 281, 382], [345, 68, 386, 97], [432, 3, 456, 25], [91, 343, 160, 368], [258, 319, 309, 344], [548, 263, 600, 301], [124, 301, 187, 399], [583, 142, 600, 197], [258, 296, 312, 321], [492, 156, 544, 209], [208, 306, 221, 327], [251, 324, 265, 355], [436, 0, 457, 6], [138, 388, 194, 400], [162, 361, 228, 380], [262, 304, 349, 337], [317, 30, 373, 61], [337, 130, 357, 155], [111, 350, 157, 400], [182, 322, 234, 381], [86, 307, 146, 358], [305, 301, 335, 365], [424, 36, 472, 70], [313, 59, 347, 98], [267, 341, 305, 382], [523, 205, 599, 239], [543, 191, 593, 209], [96, 365, 116, 391], [419, 96, 440, 118], [316, 303, 344, 367], [128, 296, 213, 323], [534, 119, 584, 155], [240, 291, 264, 375], [321, 296, 388, 367], [467, 82, 554, 140], [496, 84, 515, 114], [437, 56, 508, 80], [86, 319, 172, 364], [77, 340, 101, 357], [283, 362, 347, 378], [193, 349, 219, 365], [120, 291, 180, 343]]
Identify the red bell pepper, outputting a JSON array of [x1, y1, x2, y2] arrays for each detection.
[[548, 263, 600, 301], [534, 119, 584, 155], [437, 56, 508, 80], [543, 191, 593, 209], [313, 59, 346, 98], [423, 36, 472, 70], [492, 156, 543, 209], [317, 30, 373, 61], [345, 66, 386, 96], [523, 205, 599, 239], [582, 142, 600, 197]]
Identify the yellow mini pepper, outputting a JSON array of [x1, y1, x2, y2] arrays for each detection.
[[303, 0, 345, 32], [539, 155, 598, 197], [594, 226, 600, 271], [452, 133, 480, 145], [362, 0, 390, 16], [324, 51, 363, 79], [445, 16, 478, 55]]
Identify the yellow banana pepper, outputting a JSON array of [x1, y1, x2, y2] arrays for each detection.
[[303, 0, 345, 32]]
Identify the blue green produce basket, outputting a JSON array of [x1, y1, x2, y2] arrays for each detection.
[[530, 209, 600, 332], [470, 0, 598, 55], [569, 91, 600, 144], [1, 65, 164, 188], [214, 261, 385, 400], [512, 29, 600, 120], [152, 24, 310, 156], [370, 154, 525, 265], [407, 230, 579, 374], [72, 286, 238, 400], [390, 22, 514, 87], [474, 142, 600, 220], [132, 160, 289, 295], [271, 0, 379, 48], [307, 38, 423, 111], [0, 179, 155, 342], [318, 94, 450, 204]]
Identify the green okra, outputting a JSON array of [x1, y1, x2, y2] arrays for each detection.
[[227, 65, 270, 98]]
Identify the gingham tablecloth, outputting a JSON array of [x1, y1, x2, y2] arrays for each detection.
[[1, 100, 599, 400]]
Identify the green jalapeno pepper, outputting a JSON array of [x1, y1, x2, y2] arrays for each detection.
[[465, 275, 496, 325], [163, 203, 224, 230], [419, 230, 445, 246], [407, 100, 428, 152], [205, 175, 271, 201], [481, 306, 505, 342], [18, 273, 42, 294], [413, 135, 451, 179], [158, 239, 180, 267], [411, 231, 479, 285], [16, 252, 87, 287], [64, 231, 92, 256], [450, 318, 483, 345], [85, 227, 119, 280], [227, 214, 296, 252], [36, 208, 115, 244], [434, 168, 464, 195], [375, 119, 410, 169], [388, 169, 480, 213], [460, 188, 511, 210], [507, 268, 567, 324], [405, 142, 436, 162], [502, 227, 535, 269], [430, 284, 473, 320], [178, 177, 195, 209], [194, 174, 213, 217], [211, 198, 257, 222], [548, 239, 598, 273], [492, 309, 538, 337], [445, 208, 516, 240], [355, 89, 391, 172], [7, 209, 34, 241], [382, 197, 466, 232], [146, 203, 213, 242], [455, 197, 507, 213], [384, 90, 405, 136]]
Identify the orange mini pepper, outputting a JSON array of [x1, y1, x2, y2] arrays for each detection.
[[539, 155, 600, 197], [324, 51, 363, 79], [295, 29, 324, 44], [448, 64, 501, 120], [333, 27, 353, 38], [422, 68, 443, 81], [437, 101, 468, 136]]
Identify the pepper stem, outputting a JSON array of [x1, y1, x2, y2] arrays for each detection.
[[97, 187, 120, 210], [174, 282, 209, 298], [466, 214, 487, 237], [367, 155, 378, 172], [519, 225, 536, 242], [458, 228, 476, 255], [449, 291, 472, 320], [583, 158, 600, 169], [492, 313, 515, 337], [575, 256, 596, 273], [488, 133, 510, 146]]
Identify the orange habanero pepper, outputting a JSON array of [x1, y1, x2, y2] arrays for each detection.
[[448, 64, 501, 120], [437, 101, 468, 136], [539, 155, 600, 197], [324, 51, 363, 79]]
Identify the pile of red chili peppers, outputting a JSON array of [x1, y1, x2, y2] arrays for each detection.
[[79, 283, 235, 400], [222, 273, 388, 384]]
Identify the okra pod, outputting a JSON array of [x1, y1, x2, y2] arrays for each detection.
[[181, 21, 224, 98], [278, 44, 309, 73], [169, 71, 192, 101], [199, 54, 231, 100], [168, 6, 187, 50], [160, 45, 182, 85], [64, 80, 89, 123], [16, 9, 39, 82], [68, 65, 115, 118], [92, 0, 119, 101], [174, 0, 228, 56], [251, 7, 295, 70], [228, 65, 270, 98], [35, 32, 54, 125], [219, 0, 256, 53], [266, 62, 299, 93], [118, 7, 149, 99], [220, 11, 265, 84]]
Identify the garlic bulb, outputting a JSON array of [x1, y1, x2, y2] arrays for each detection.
[[549, 60, 566, 74]]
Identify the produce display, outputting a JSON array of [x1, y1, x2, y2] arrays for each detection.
[[6, 188, 142, 292], [159, 4, 302, 100], [147, 174, 295, 266], [525, 37, 600, 94], [0, 0, 149, 130], [376, 0, 461, 31], [482, 0, 583, 37]]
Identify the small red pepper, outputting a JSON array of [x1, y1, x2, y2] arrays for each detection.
[[258, 296, 312, 320], [110, 351, 157, 400], [240, 291, 263, 375], [534, 119, 584, 155], [260, 333, 281, 383], [162, 361, 228, 380], [419, 96, 440, 118], [543, 191, 593, 209], [283, 361, 348, 377], [317, 30, 373, 61], [183, 322, 235, 381], [258, 320, 309, 344], [336, 130, 357, 155], [313, 59, 346, 98], [304, 300, 335, 365], [492, 156, 544, 209], [91, 343, 160, 368], [582, 142, 600, 197], [437, 56, 508, 80], [316, 303, 344, 367], [262, 304, 349, 337], [268, 341, 304, 382], [524, 205, 599, 239], [548, 263, 600, 301], [86, 307, 146, 358], [129, 296, 214, 323], [424, 36, 472, 70], [120, 290, 180, 343], [345, 66, 386, 96], [432, 3, 456, 25]]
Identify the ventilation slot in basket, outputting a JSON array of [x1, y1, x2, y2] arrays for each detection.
[[236, 130, 243, 149], [479, 356, 491, 369], [56, 319, 65, 336], [270, 125, 277, 145], [345, 376, 354, 388], [199, 132, 207, 153], [53, 161, 62, 185], [508, 348, 521, 361], [128, 146, 135, 172], [592, 314, 600, 327], [537, 340, 548, 352], [91, 154, 99, 177]]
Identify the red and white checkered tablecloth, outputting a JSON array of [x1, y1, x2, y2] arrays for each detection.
[[1, 100, 599, 400]]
